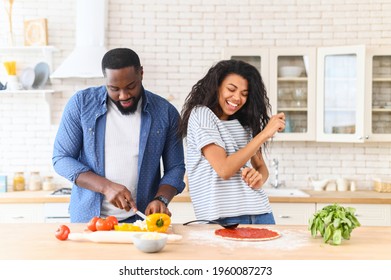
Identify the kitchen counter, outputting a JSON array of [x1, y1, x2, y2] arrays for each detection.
[[0, 223, 390, 260], [1, 189, 391, 204]]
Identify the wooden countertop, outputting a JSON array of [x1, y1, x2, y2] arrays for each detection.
[[1, 223, 390, 260], [1, 189, 391, 204]]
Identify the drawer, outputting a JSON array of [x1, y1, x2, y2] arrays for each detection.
[[317, 203, 391, 226], [0, 203, 44, 223], [43, 203, 70, 218], [271, 203, 316, 225]]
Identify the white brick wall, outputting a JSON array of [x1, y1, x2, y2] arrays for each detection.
[[1, 0, 391, 190]]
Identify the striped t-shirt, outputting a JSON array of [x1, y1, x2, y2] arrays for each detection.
[[186, 106, 272, 220]]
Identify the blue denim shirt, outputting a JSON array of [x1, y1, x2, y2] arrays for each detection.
[[52, 86, 185, 222]]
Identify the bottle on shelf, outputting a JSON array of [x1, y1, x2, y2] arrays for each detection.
[[42, 175, 55, 191], [29, 171, 42, 191], [13, 172, 25, 191]]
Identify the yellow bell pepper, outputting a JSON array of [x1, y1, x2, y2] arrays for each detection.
[[114, 223, 146, 232], [146, 213, 171, 233]]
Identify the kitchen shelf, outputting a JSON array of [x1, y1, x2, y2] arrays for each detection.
[[278, 107, 307, 112], [372, 108, 391, 112], [277, 77, 308, 82], [373, 77, 391, 82]]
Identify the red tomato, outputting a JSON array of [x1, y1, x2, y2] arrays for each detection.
[[87, 216, 100, 232], [106, 216, 118, 227], [96, 218, 113, 231], [55, 225, 70, 241]]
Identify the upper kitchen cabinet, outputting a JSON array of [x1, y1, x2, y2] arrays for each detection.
[[269, 48, 316, 141], [223, 47, 316, 141], [223, 47, 270, 88], [316, 45, 366, 143], [365, 48, 391, 142]]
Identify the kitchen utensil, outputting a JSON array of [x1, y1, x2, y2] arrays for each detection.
[[325, 181, 337, 191], [32, 62, 50, 89], [278, 66, 303, 77], [293, 88, 306, 107], [68, 231, 182, 244], [183, 219, 239, 229], [336, 178, 349, 191], [136, 210, 147, 220], [309, 177, 329, 191], [19, 67, 35, 90]]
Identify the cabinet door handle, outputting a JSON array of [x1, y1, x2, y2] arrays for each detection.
[[278, 215, 291, 218], [12, 216, 25, 219]]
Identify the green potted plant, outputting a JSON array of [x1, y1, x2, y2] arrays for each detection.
[[308, 203, 361, 245]]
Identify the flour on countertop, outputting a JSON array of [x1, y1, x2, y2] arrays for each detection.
[[187, 228, 309, 250]]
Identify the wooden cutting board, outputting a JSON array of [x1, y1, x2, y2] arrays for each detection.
[[68, 231, 182, 244]]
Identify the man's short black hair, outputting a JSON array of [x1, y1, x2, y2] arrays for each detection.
[[101, 48, 141, 76]]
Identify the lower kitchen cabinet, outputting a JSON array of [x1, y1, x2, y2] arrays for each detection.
[[0, 203, 44, 223], [169, 202, 196, 224], [270, 203, 316, 225], [0, 202, 70, 223], [43, 203, 70, 223], [316, 203, 391, 226]]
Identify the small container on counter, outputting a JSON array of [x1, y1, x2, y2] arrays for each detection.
[[13, 172, 25, 191], [350, 181, 356, 192], [0, 175, 7, 192], [28, 171, 42, 191], [42, 176, 55, 191]]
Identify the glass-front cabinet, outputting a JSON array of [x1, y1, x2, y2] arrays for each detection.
[[223, 47, 316, 141], [223, 47, 269, 89], [269, 48, 316, 141], [316, 45, 366, 142], [366, 48, 391, 141]]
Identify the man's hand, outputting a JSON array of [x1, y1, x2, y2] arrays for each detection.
[[145, 200, 172, 216], [103, 182, 137, 212]]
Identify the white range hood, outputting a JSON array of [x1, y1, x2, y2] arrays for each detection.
[[51, 0, 108, 79]]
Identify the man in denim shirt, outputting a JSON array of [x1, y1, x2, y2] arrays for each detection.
[[52, 48, 185, 223]]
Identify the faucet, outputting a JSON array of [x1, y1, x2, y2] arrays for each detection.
[[270, 158, 282, 188]]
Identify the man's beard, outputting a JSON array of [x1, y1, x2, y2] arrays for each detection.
[[109, 95, 141, 115]]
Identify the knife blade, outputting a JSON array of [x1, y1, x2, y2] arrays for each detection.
[[136, 210, 147, 220]]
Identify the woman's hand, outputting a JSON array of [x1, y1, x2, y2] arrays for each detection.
[[241, 167, 263, 189], [262, 112, 286, 139]]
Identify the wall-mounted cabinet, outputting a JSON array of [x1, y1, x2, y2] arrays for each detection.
[[224, 47, 316, 141], [269, 48, 317, 141], [224, 45, 391, 143], [316, 45, 366, 142], [365, 48, 391, 142]]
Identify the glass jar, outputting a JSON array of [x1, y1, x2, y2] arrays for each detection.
[[42, 176, 55, 191], [13, 172, 25, 191], [29, 171, 42, 191]]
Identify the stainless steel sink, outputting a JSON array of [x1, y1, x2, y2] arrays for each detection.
[[262, 188, 310, 197]]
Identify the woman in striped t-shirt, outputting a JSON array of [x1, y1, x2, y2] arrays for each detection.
[[179, 59, 285, 225]]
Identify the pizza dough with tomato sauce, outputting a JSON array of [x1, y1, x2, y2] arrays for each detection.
[[215, 227, 281, 241]]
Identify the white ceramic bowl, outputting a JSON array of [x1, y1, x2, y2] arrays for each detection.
[[279, 66, 303, 77], [132, 232, 168, 253]]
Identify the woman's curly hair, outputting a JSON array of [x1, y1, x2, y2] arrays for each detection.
[[179, 59, 271, 149]]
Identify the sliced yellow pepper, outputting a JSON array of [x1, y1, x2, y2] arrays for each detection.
[[114, 223, 146, 232], [146, 213, 171, 233]]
